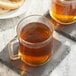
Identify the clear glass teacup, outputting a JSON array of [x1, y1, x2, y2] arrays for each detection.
[[8, 15, 54, 66], [50, 0, 76, 25]]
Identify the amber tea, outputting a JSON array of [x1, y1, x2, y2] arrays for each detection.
[[50, 0, 76, 24], [19, 22, 53, 66], [8, 15, 54, 66]]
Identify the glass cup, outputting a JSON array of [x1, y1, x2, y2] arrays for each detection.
[[49, 0, 76, 25], [8, 15, 54, 66]]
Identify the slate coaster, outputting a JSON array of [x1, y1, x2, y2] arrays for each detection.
[[0, 38, 70, 76], [44, 12, 76, 42]]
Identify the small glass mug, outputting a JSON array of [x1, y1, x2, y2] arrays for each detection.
[[8, 15, 54, 66], [49, 0, 76, 25]]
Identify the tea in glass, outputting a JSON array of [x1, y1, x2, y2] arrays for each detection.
[[8, 15, 54, 66], [19, 22, 53, 66], [50, 0, 76, 24]]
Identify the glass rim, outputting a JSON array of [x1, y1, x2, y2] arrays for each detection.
[[54, 0, 76, 4], [16, 15, 54, 46], [60, 0, 76, 3]]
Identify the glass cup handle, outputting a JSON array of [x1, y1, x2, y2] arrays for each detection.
[[8, 36, 20, 60]]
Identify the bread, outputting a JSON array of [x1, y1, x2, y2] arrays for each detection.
[[0, 0, 24, 14], [0, 0, 24, 10], [0, 8, 10, 14]]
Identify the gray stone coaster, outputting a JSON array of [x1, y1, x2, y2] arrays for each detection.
[[0, 37, 70, 76], [44, 12, 76, 42]]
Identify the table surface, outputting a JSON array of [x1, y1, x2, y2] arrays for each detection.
[[0, 0, 76, 76]]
